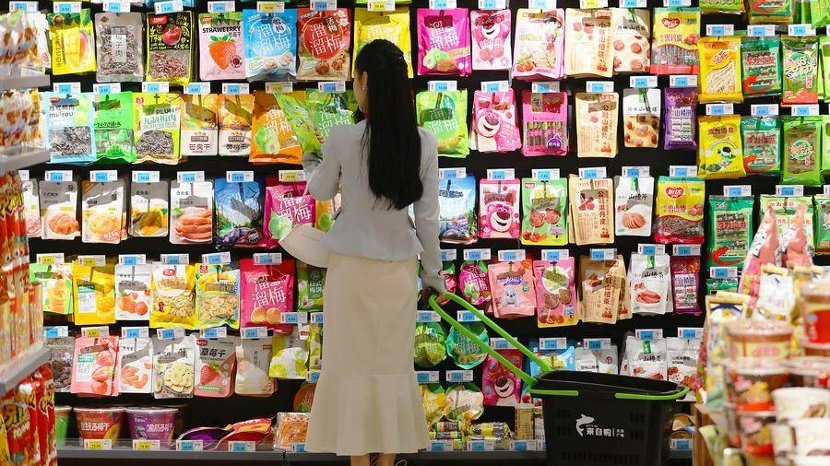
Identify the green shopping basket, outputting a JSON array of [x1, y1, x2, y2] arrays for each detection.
[[428, 293, 689, 466]]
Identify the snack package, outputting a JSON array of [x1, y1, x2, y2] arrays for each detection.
[[1, 379, 36, 463], [815, 195, 830, 254], [741, 116, 781, 175], [214, 177, 263, 249], [133, 92, 182, 165], [169, 181, 213, 244], [414, 322, 447, 368], [243, 9, 297, 81], [194, 337, 236, 398], [654, 176, 705, 244], [353, 8, 413, 78], [698, 36, 743, 103], [782, 37, 819, 105], [512, 9, 564, 80], [22, 179, 41, 238], [663, 87, 698, 150], [741, 37, 782, 98], [470, 10, 511, 71], [442, 261, 457, 295], [153, 335, 196, 399], [130, 180, 169, 238], [70, 336, 119, 396], [39, 181, 80, 240], [698, 115, 746, 179], [622, 88, 660, 148], [478, 179, 520, 239], [274, 412, 309, 447], [575, 92, 619, 157], [48, 9, 97, 75], [574, 346, 618, 374], [614, 175, 654, 237], [579, 255, 626, 324], [738, 206, 780, 301], [269, 329, 309, 379], [469, 90, 521, 153], [568, 176, 614, 245], [533, 258, 577, 328], [218, 94, 255, 156], [755, 265, 795, 320], [671, 255, 701, 315], [150, 263, 197, 330], [628, 253, 671, 315], [146, 12, 192, 86], [114, 263, 152, 321], [416, 8, 471, 76], [822, 37, 830, 100], [240, 257, 295, 333], [296, 261, 324, 312], [459, 261, 491, 308], [625, 335, 668, 380], [521, 178, 567, 246], [438, 174, 477, 244], [198, 12, 245, 81], [416, 90, 469, 157], [488, 260, 536, 319], [564, 8, 613, 78], [700, 0, 744, 13], [72, 263, 116, 326], [782, 116, 823, 186], [708, 196, 754, 268], [650, 8, 700, 75], [46, 93, 96, 164], [273, 93, 319, 155], [249, 91, 303, 165], [304, 89, 357, 147], [195, 263, 240, 329], [235, 338, 275, 396], [263, 181, 315, 247], [47, 336, 74, 392], [95, 12, 144, 82], [119, 337, 152, 393], [30, 263, 73, 315], [420, 384, 445, 426], [482, 350, 522, 407], [612, 8, 650, 73], [521, 91, 568, 157], [307, 323, 322, 371], [759, 195, 814, 251], [446, 322, 488, 369], [747, 0, 793, 23], [667, 337, 700, 396], [81, 181, 126, 244], [94, 91, 136, 163], [180, 94, 221, 156], [296, 8, 351, 81]]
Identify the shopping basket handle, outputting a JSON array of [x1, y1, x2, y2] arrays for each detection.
[[428, 292, 550, 386]]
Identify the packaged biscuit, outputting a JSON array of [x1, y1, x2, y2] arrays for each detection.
[[698, 36, 742, 103], [654, 176, 705, 244], [741, 116, 781, 175], [296, 8, 351, 81], [568, 175, 614, 245], [195, 263, 240, 330], [133, 92, 182, 165], [48, 9, 97, 75], [564, 8, 613, 78], [81, 181, 126, 244], [741, 37, 782, 98], [39, 181, 79, 241], [612, 8, 650, 73], [243, 9, 297, 82], [698, 115, 746, 179], [72, 263, 116, 326], [180, 94, 221, 156], [146, 12, 193, 86], [95, 12, 144, 83], [115, 263, 152, 321], [198, 12, 245, 81], [150, 263, 197, 330], [130, 180, 169, 238], [575, 92, 618, 158], [650, 8, 700, 75], [622, 88, 660, 148], [353, 8, 413, 78]]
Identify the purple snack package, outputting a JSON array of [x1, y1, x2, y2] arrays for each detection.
[[459, 260, 491, 310], [670, 255, 701, 315], [417, 8, 471, 77], [663, 87, 698, 150], [126, 407, 179, 447]]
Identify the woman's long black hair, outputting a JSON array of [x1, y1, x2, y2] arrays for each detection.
[[354, 39, 423, 210]]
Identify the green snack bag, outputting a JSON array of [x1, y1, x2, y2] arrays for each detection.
[[759, 194, 815, 249], [813, 195, 830, 255], [741, 116, 781, 175], [297, 261, 325, 312], [446, 321, 488, 369], [741, 37, 782, 98], [305, 89, 358, 152], [274, 93, 321, 154], [93, 91, 136, 164], [706, 278, 739, 294], [699, 0, 743, 13], [708, 196, 754, 268], [30, 263, 74, 315], [416, 90, 469, 158], [414, 322, 447, 368], [133, 92, 182, 165], [520, 178, 567, 246], [782, 116, 823, 186], [782, 37, 820, 105]]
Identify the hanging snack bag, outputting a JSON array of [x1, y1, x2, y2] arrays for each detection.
[[446, 322, 488, 369], [650, 8, 700, 75], [470, 9, 511, 71], [698, 36, 743, 103], [70, 336, 119, 396], [741, 37, 782, 98], [667, 337, 700, 395], [614, 175, 654, 237], [263, 181, 315, 247], [46, 93, 96, 164], [416, 90, 468, 157], [533, 258, 577, 328], [575, 92, 618, 158], [814, 195, 830, 254], [521, 178, 567, 246], [72, 263, 116, 326], [198, 12, 245, 81], [482, 349, 522, 407], [22, 178, 41, 238], [564, 8, 614, 78], [671, 255, 701, 315], [47, 336, 75, 392], [414, 322, 447, 368], [417, 8, 471, 76], [708, 196, 754, 268], [81, 181, 126, 244], [698, 115, 746, 179], [663, 87, 698, 150], [296, 261, 325, 312], [741, 116, 781, 175], [459, 261, 491, 308], [622, 88, 660, 148], [194, 337, 236, 398], [488, 259, 536, 320], [114, 263, 152, 321], [478, 178, 520, 239], [304, 90, 358, 148], [150, 263, 197, 330], [130, 180, 168, 238], [269, 328, 309, 380], [443, 261, 458, 295], [39, 181, 80, 240], [654, 176, 705, 244], [352, 8, 413, 78], [30, 263, 73, 315], [145, 12, 192, 86], [759, 195, 814, 250], [296, 8, 351, 81], [94, 91, 136, 163], [782, 37, 819, 105], [273, 93, 320, 155], [521, 90, 568, 157], [48, 9, 96, 75], [568, 176, 614, 245], [219, 94, 255, 156], [250, 92, 303, 165], [214, 177, 264, 249], [747, 0, 793, 24], [625, 335, 668, 380], [612, 8, 650, 73], [438, 174, 477, 244], [133, 92, 182, 165], [470, 90, 521, 154], [180, 93, 221, 156], [782, 116, 823, 186], [153, 335, 196, 399], [95, 12, 144, 82], [821, 37, 830, 100], [195, 263, 240, 329], [170, 181, 213, 245], [243, 9, 297, 82], [628, 253, 671, 315], [235, 338, 275, 396], [512, 9, 564, 80], [119, 337, 152, 393], [240, 257, 295, 333], [578, 256, 626, 324]]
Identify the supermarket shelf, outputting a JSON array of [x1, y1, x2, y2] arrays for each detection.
[[0, 345, 50, 392], [0, 146, 51, 175], [58, 446, 286, 462], [285, 449, 693, 463], [0, 71, 50, 92]]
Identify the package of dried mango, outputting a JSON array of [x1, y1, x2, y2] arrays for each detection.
[[48, 9, 97, 75], [72, 262, 116, 326], [195, 263, 240, 330], [30, 263, 73, 315], [150, 263, 197, 329], [353, 8, 413, 78]]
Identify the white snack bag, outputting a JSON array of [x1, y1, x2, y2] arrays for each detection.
[[625, 335, 667, 380], [119, 337, 153, 394], [628, 253, 671, 315], [613, 175, 654, 237], [235, 338, 275, 396]]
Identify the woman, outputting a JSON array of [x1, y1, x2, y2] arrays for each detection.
[[302, 39, 447, 466]]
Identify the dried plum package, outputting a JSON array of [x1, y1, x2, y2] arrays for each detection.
[[219, 94, 255, 156], [46, 93, 96, 164], [180, 94, 221, 156], [296, 8, 351, 81], [274, 93, 319, 155], [95, 12, 144, 83], [304, 89, 357, 150], [782, 116, 822, 186], [417, 8, 471, 77], [93, 91, 136, 164], [243, 9, 297, 82], [130, 180, 169, 238], [134, 92, 182, 165], [416, 90, 469, 157], [250, 91, 303, 165], [146, 12, 193, 86], [214, 177, 263, 249], [707, 196, 754, 269], [663, 87, 697, 150], [741, 37, 782, 98], [741, 116, 780, 175]]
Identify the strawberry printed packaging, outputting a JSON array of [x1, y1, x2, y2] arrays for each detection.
[[470, 10, 511, 71], [195, 337, 237, 398], [198, 13, 245, 81], [479, 178, 520, 239], [533, 258, 578, 328], [513, 9, 565, 80], [297, 8, 351, 81], [470, 90, 521, 153], [416, 9, 471, 76], [71, 336, 119, 397]]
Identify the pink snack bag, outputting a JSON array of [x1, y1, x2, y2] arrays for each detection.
[[459, 260, 492, 311], [71, 336, 120, 397], [240, 257, 296, 335], [470, 90, 521, 153], [532, 258, 578, 328], [199, 13, 246, 81], [482, 349, 522, 407], [416, 8, 471, 77], [194, 337, 236, 398], [263, 180, 315, 249], [479, 179, 520, 239], [488, 259, 536, 319], [521, 90, 568, 157], [470, 10, 511, 71], [512, 9, 565, 81]]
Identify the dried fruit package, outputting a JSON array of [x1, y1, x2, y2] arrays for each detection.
[[82, 181, 126, 244], [512, 9, 564, 80], [628, 253, 671, 315], [564, 8, 614, 78], [235, 338, 275, 397], [650, 8, 700, 75], [612, 8, 650, 73], [46, 93, 96, 164], [353, 8, 413, 78], [133, 92, 182, 165], [250, 91, 303, 165], [416, 8, 471, 76], [782, 37, 819, 105], [521, 178, 567, 246], [741, 37, 782, 98], [470, 10, 511, 71], [180, 93, 221, 156], [146, 12, 193, 86], [39, 181, 79, 240], [521, 91, 568, 156], [575, 92, 618, 158], [118, 337, 152, 393], [532, 258, 577, 328], [115, 263, 152, 321], [663, 87, 698, 150], [698, 36, 743, 103], [814, 195, 830, 254], [214, 177, 264, 249], [72, 263, 116, 326], [459, 261, 491, 309], [22, 178, 41, 238], [94, 91, 136, 163], [478, 178, 520, 239], [782, 116, 823, 186], [195, 263, 240, 329], [269, 328, 308, 379], [47, 336, 74, 392], [263, 181, 315, 247], [130, 180, 169, 238], [198, 12, 245, 81], [698, 115, 746, 179], [243, 9, 297, 82], [470, 90, 520, 153], [446, 323, 488, 369], [48, 9, 97, 75], [219, 94, 254, 156], [153, 335, 196, 399], [30, 263, 73, 315], [614, 175, 654, 237], [296, 261, 324, 312], [95, 12, 144, 82], [438, 174, 477, 244], [150, 263, 196, 330], [622, 88, 660, 148], [578, 255, 626, 324], [304, 89, 357, 148], [821, 37, 830, 100], [70, 336, 119, 396], [568, 176, 614, 245], [274, 93, 320, 155], [414, 322, 447, 368], [240, 257, 295, 333], [670, 255, 700, 315], [708, 196, 754, 268], [741, 116, 781, 175], [297, 9, 351, 81], [416, 90, 469, 157], [654, 176, 705, 244], [170, 181, 213, 244], [195, 337, 236, 398]]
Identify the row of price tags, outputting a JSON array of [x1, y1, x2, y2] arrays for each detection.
[[428, 439, 543, 452], [41, 170, 305, 184], [56, 80, 347, 95], [708, 103, 826, 117]]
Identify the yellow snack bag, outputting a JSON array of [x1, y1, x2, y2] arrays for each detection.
[[353, 8, 413, 78], [698, 115, 746, 180], [150, 263, 197, 329], [195, 263, 240, 330], [48, 9, 97, 75], [698, 36, 743, 104], [72, 263, 116, 325]]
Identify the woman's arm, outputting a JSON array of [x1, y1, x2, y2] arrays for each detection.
[[302, 131, 341, 201], [414, 134, 445, 293]]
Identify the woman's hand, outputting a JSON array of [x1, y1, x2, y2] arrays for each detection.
[[422, 287, 449, 306]]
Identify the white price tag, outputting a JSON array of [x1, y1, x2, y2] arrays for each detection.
[[132, 171, 160, 183], [84, 439, 113, 450], [788, 24, 816, 36], [311, 0, 337, 10], [176, 440, 204, 451], [94, 83, 122, 95], [185, 83, 211, 95], [54, 2, 82, 14], [10, 2, 38, 12], [428, 81, 458, 93], [228, 441, 256, 453], [462, 248, 491, 261], [45, 170, 73, 182], [824, 185, 830, 196], [579, 0, 607, 8], [36, 253, 65, 265], [528, 0, 557, 8], [154, 0, 183, 13], [280, 312, 309, 325], [706, 24, 734, 36], [457, 311, 480, 322], [709, 266, 739, 279], [310, 312, 324, 324], [253, 253, 282, 265], [586, 81, 614, 93], [44, 326, 69, 339], [429, 0, 457, 8], [498, 250, 526, 262], [200, 327, 228, 339], [539, 337, 567, 351], [118, 254, 147, 266], [367, 0, 396, 11], [416, 371, 440, 384], [751, 104, 778, 117], [142, 81, 170, 94], [531, 169, 560, 180], [583, 338, 611, 350], [637, 244, 666, 256], [416, 311, 441, 323], [578, 167, 607, 180], [748, 25, 776, 37], [78, 255, 107, 267], [678, 327, 704, 340], [776, 185, 804, 197], [157, 327, 186, 340], [621, 166, 649, 178], [242, 327, 269, 339], [265, 82, 294, 93], [208, 1, 236, 13], [480, 81, 510, 93], [17, 170, 28, 181], [222, 83, 250, 95], [53, 82, 81, 95], [487, 168, 515, 180], [791, 104, 819, 117], [510, 440, 539, 451], [440, 249, 457, 262], [202, 252, 231, 265], [133, 439, 161, 451], [629, 76, 657, 89], [663, 0, 691, 5], [541, 249, 569, 262], [478, 0, 507, 9], [635, 329, 663, 341], [81, 326, 110, 338], [318, 81, 346, 93], [90, 170, 118, 183], [306, 371, 321, 382], [669, 166, 698, 178], [226, 171, 254, 183], [531, 82, 560, 93], [446, 370, 474, 383], [669, 75, 697, 88], [490, 338, 514, 350], [257, 1, 286, 12], [104, 0, 131, 12], [723, 185, 752, 197], [590, 248, 616, 261], [161, 254, 189, 265], [706, 104, 734, 116], [177, 171, 205, 183], [467, 440, 495, 452], [278, 170, 307, 182], [439, 167, 466, 178]]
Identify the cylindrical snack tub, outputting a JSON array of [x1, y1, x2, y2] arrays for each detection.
[[737, 410, 776, 456], [789, 418, 830, 457], [726, 320, 793, 361], [723, 402, 741, 448], [55, 406, 72, 446], [727, 358, 790, 412], [772, 387, 830, 423], [788, 357, 830, 388], [803, 341, 830, 358], [75, 406, 125, 440], [126, 407, 179, 447], [770, 423, 794, 466], [800, 283, 830, 343]]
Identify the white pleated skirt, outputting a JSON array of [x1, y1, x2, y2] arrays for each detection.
[[305, 252, 430, 456]]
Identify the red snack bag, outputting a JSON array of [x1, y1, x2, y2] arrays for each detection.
[[240, 257, 296, 334], [670, 255, 701, 315], [2, 384, 34, 466], [70, 336, 120, 397], [34, 366, 56, 466]]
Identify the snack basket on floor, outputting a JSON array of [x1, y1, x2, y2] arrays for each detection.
[[429, 292, 689, 466]]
